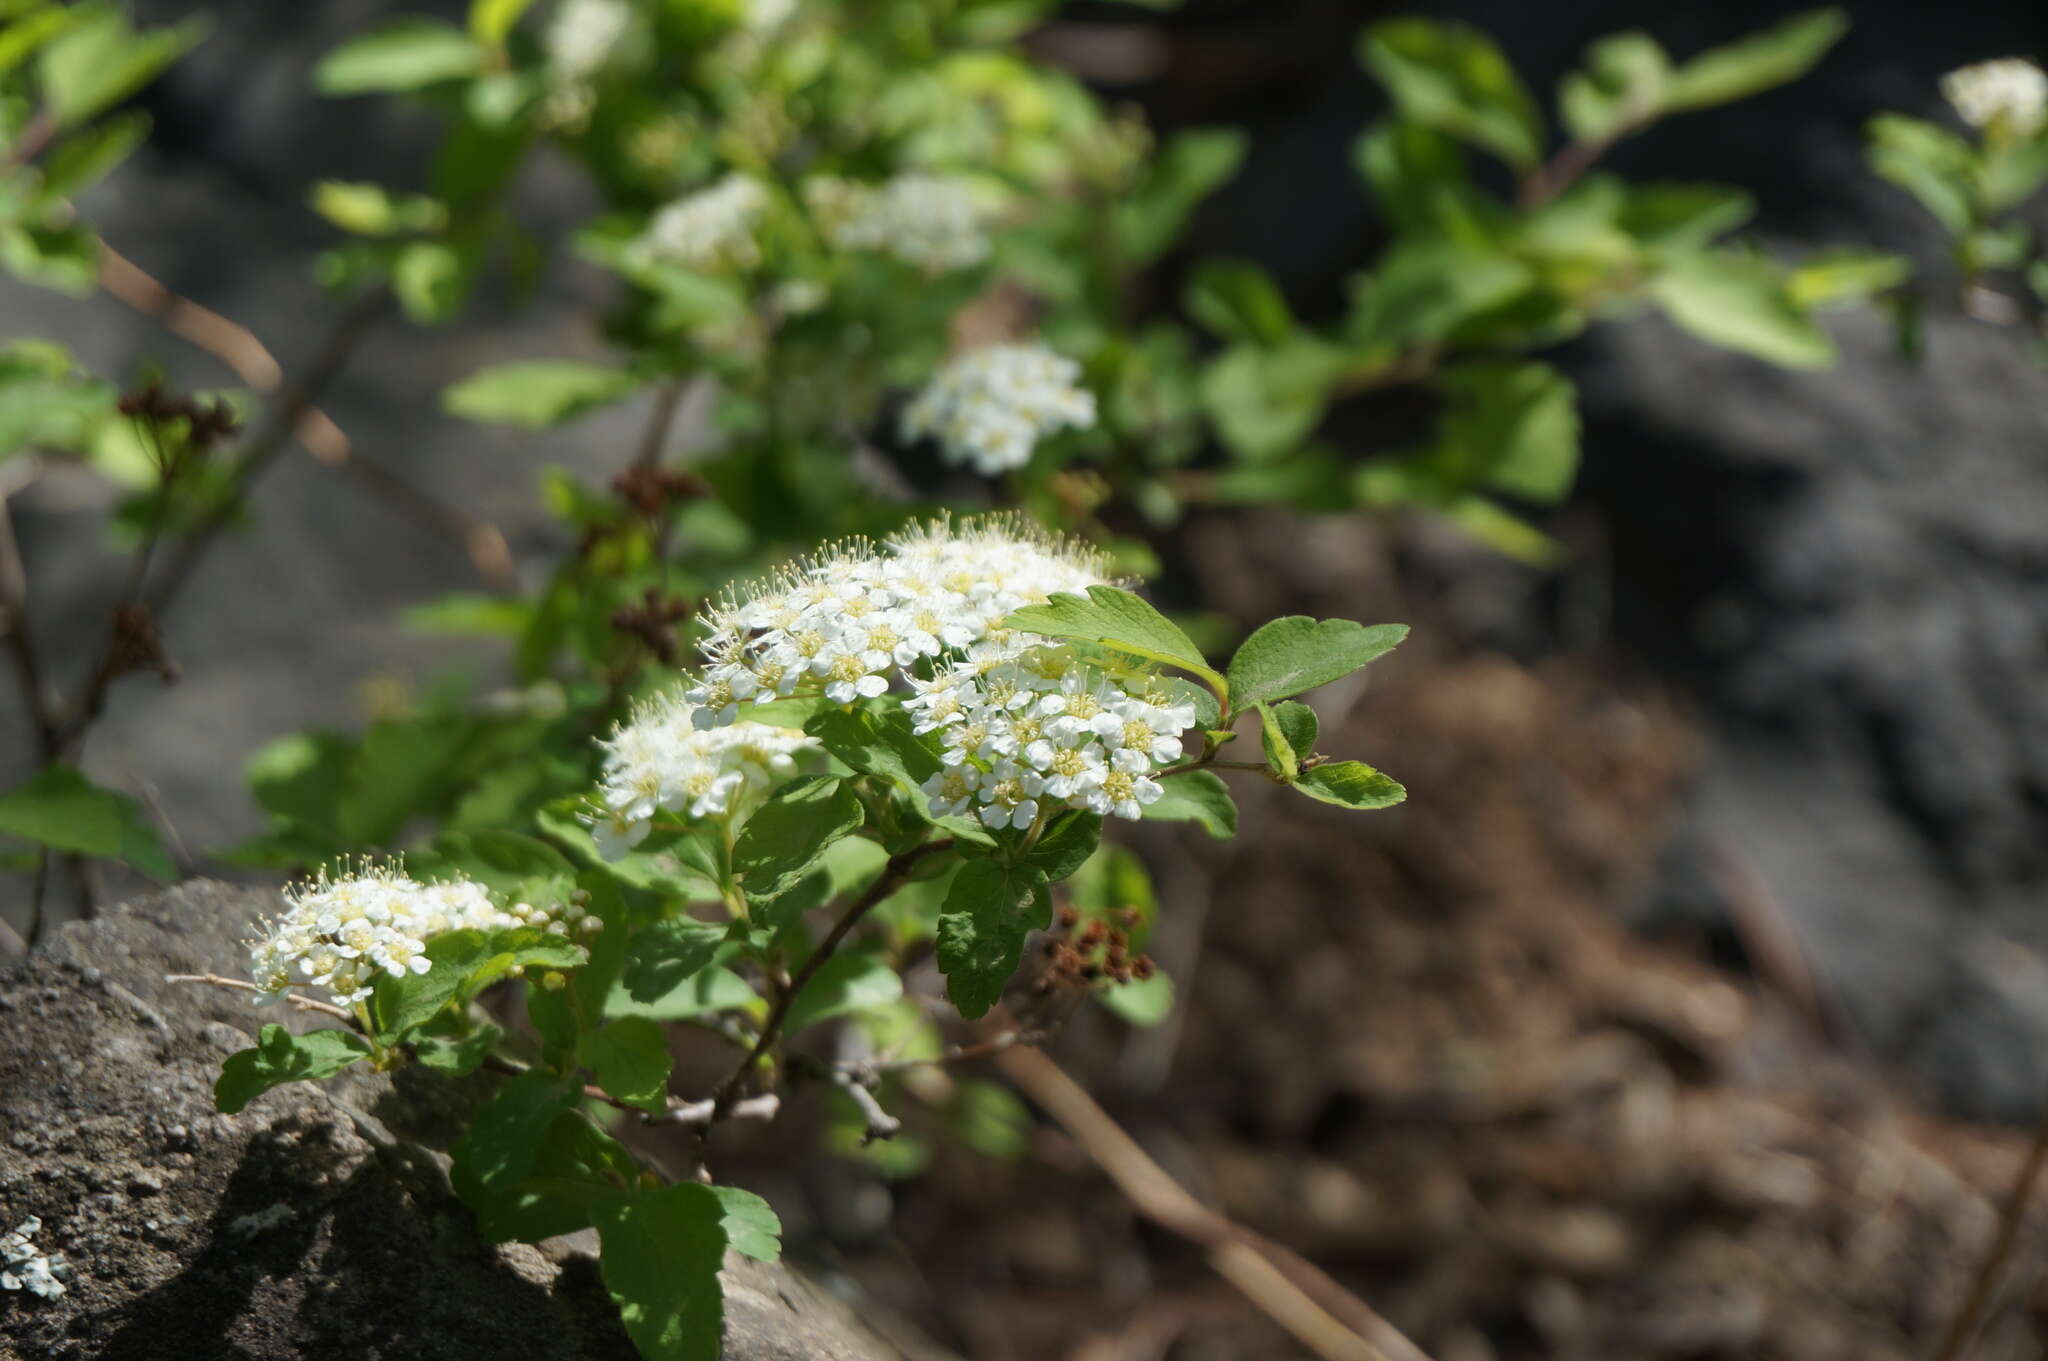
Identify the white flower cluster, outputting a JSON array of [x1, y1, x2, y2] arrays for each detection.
[[247, 870, 596, 1008], [910, 645, 1195, 829], [807, 173, 991, 273], [686, 516, 1109, 721], [2, 1218, 71, 1299], [636, 174, 769, 271], [546, 0, 630, 83], [592, 696, 818, 856], [1942, 58, 2048, 135], [685, 516, 1192, 827], [900, 343, 1096, 476]]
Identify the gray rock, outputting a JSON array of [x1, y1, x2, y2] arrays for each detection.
[[0, 880, 944, 1361]]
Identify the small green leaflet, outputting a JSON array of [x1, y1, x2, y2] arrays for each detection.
[[1262, 700, 1318, 773], [458, 1072, 581, 1191], [593, 1184, 729, 1361], [442, 359, 642, 428], [731, 776, 864, 899], [576, 1017, 673, 1114], [804, 706, 995, 847], [1360, 18, 1546, 173], [709, 1185, 783, 1263], [1293, 761, 1407, 810], [1019, 811, 1101, 882], [314, 19, 485, 96], [935, 860, 1051, 1020], [1141, 770, 1237, 838], [214, 1026, 371, 1114], [1099, 971, 1175, 1028], [1226, 617, 1407, 711], [781, 951, 903, 1035], [1004, 587, 1226, 700]]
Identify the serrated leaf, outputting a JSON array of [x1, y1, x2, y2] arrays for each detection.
[[576, 1017, 672, 1114], [1346, 238, 1534, 350], [1560, 31, 1669, 144], [459, 1071, 580, 1190], [1005, 586, 1225, 697], [1361, 18, 1545, 172], [1293, 760, 1406, 811], [214, 1025, 371, 1114], [413, 1023, 501, 1076], [443, 359, 642, 428], [1352, 119, 1476, 236], [782, 950, 903, 1034], [1226, 617, 1407, 710], [0, 764, 175, 880], [315, 19, 484, 96], [935, 859, 1049, 1019], [1261, 699, 1318, 773], [709, 1185, 782, 1263], [453, 1106, 638, 1243], [1019, 811, 1100, 882], [592, 1184, 727, 1361], [1141, 769, 1237, 838], [1434, 359, 1581, 503], [732, 775, 863, 900], [1184, 258, 1294, 347], [1617, 182, 1755, 250], [617, 917, 727, 1006]]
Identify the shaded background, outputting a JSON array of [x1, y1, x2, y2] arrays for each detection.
[[5, 2, 2048, 1357]]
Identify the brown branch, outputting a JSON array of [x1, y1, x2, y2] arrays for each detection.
[[1931, 1102, 2048, 1361], [633, 378, 689, 470], [164, 972, 357, 1023], [707, 836, 954, 1121], [0, 491, 58, 759], [99, 247, 516, 590], [996, 1045, 1435, 1361]]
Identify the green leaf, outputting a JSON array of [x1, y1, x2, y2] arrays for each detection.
[[1201, 338, 1348, 464], [1361, 18, 1545, 172], [0, 764, 175, 879], [732, 775, 864, 900], [470, 0, 536, 46], [592, 1184, 728, 1361], [709, 1185, 782, 1263], [606, 964, 756, 1022], [1352, 119, 1476, 236], [0, 354, 115, 457], [1005, 586, 1225, 698], [1617, 183, 1755, 250], [577, 1017, 673, 1114], [315, 19, 485, 96], [35, 109, 149, 203], [1099, 971, 1174, 1027], [443, 359, 642, 428], [0, 7, 85, 75], [1434, 359, 1581, 502], [1648, 250, 1834, 368], [402, 592, 531, 637], [413, 1023, 502, 1076], [1141, 770, 1237, 838], [371, 926, 583, 1044], [454, 1106, 639, 1243], [214, 1025, 371, 1114], [1226, 617, 1407, 710], [1020, 811, 1100, 882], [37, 8, 205, 128], [392, 240, 471, 325], [460, 1071, 581, 1191], [948, 1078, 1032, 1160], [1661, 8, 1846, 114], [311, 181, 448, 237], [1293, 760, 1406, 811], [1560, 31, 1670, 144], [1787, 249, 1909, 309], [1261, 700, 1318, 773], [1113, 127, 1246, 265], [0, 220, 101, 294], [617, 917, 727, 1007], [782, 950, 904, 1034], [1866, 114, 1976, 238], [1184, 259, 1293, 347], [1346, 238, 1534, 350], [935, 859, 1050, 1019]]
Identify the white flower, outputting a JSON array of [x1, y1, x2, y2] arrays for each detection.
[[922, 766, 979, 819], [546, 0, 630, 83], [635, 174, 769, 270], [245, 868, 590, 1009], [591, 693, 818, 853], [1942, 58, 2048, 135], [900, 343, 1096, 476], [1, 1217, 70, 1299], [808, 172, 991, 273]]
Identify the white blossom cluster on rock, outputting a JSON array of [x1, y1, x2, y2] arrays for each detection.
[[807, 172, 991, 273], [247, 869, 596, 1007], [636, 174, 770, 271], [1, 1218, 70, 1299], [591, 696, 818, 855], [900, 343, 1096, 475], [1942, 58, 2048, 135]]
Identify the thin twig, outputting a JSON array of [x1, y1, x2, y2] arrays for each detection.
[[1931, 1102, 2048, 1361], [646, 1092, 783, 1127], [996, 1045, 1435, 1361], [856, 1028, 1035, 1077], [633, 378, 690, 470], [707, 837, 954, 1121], [165, 972, 357, 1023], [0, 492, 58, 759]]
